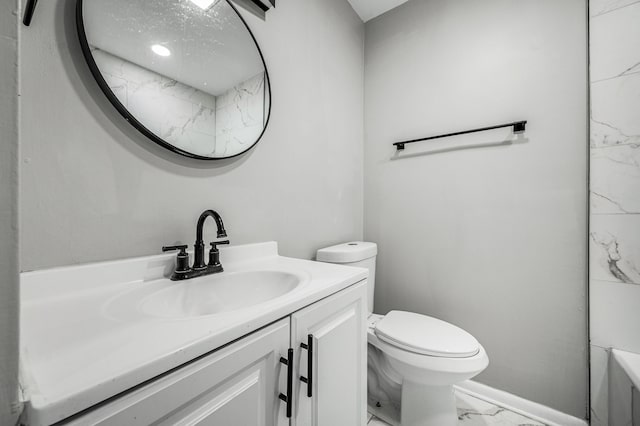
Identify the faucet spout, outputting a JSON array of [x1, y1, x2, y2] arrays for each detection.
[[193, 210, 227, 269], [196, 209, 227, 241]]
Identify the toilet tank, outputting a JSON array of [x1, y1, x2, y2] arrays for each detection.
[[316, 242, 377, 314]]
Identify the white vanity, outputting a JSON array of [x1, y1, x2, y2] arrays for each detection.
[[20, 242, 367, 426]]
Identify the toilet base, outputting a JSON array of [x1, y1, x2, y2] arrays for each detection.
[[401, 381, 457, 426]]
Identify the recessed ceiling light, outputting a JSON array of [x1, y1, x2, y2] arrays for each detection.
[[190, 0, 216, 10], [151, 44, 171, 57]]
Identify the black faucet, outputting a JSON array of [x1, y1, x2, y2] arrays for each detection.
[[162, 209, 230, 281], [193, 209, 227, 269]]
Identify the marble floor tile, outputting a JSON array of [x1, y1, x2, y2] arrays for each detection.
[[367, 390, 547, 426]]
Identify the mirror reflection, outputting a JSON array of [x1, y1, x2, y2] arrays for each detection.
[[80, 0, 271, 159]]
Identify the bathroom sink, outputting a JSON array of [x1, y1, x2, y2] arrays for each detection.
[[20, 242, 368, 425], [140, 270, 302, 318]]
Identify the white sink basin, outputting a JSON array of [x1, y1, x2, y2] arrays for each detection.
[[140, 271, 302, 318]]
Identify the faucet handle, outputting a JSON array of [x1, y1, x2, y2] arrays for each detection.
[[162, 244, 188, 253], [162, 245, 190, 273], [209, 240, 230, 249], [208, 240, 229, 267]]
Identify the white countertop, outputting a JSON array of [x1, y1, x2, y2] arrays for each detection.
[[20, 242, 367, 426]]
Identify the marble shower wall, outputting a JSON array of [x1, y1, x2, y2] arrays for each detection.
[[215, 72, 267, 157], [589, 1, 640, 424], [92, 49, 266, 158], [93, 49, 267, 156], [92, 49, 218, 157]]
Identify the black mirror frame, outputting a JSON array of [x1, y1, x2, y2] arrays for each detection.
[[76, 0, 272, 161]]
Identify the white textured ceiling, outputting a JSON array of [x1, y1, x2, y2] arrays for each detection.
[[347, 0, 410, 22]]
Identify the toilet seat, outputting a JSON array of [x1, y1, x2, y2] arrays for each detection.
[[374, 311, 480, 358]]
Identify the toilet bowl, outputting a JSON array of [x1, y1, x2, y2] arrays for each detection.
[[317, 242, 489, 426], [368, 313, 488, 426]]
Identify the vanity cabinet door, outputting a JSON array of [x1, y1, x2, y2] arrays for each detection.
[[291, 282, 367, 426], [62, 319, 290, 426]]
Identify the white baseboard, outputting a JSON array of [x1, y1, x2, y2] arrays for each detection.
[[454, 380, 588, 426]]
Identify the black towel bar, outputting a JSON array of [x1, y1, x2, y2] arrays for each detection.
[[394, 120, 527, 151]]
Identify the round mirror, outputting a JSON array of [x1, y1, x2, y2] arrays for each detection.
[[77, 0, 271, 160]]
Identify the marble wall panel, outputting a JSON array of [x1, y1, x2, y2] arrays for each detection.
[[590, 0, 640, 17], [214, 72, 266, 157], [590, 3, 640, 81], [590, 73, 640, 149], [590, 281, 640, 352], [589, 1, 640, 423], [92, 49, 266, 158], [591, 144, 640, 214], [92, 49, 218, 156], [590, 215, 640, 285]]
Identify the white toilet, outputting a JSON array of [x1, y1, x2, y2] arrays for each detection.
[[316, 242, 489, 426]]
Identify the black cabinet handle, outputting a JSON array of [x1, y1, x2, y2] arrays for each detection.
[[23, 0, 38, 26], [279, 348, 294, 418], [300, 334, 313, 397]]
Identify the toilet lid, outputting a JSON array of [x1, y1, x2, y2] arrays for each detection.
[[374, 311, 480, 358]]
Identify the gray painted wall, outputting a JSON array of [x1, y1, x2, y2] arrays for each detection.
[[364, 0, 588, 418], [0, 0, 20, 423], [20, 0, 364, 271]]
